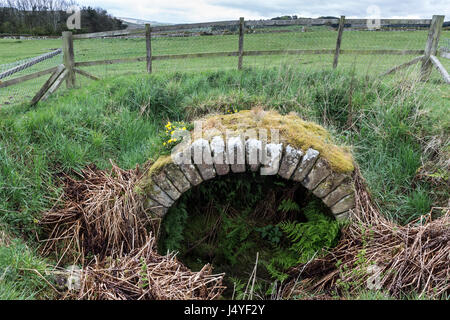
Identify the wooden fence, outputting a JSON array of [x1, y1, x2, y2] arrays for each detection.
[[1, 15, 448, 106], [67, 15, 448, 83]]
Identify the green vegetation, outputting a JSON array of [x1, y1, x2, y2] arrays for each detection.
[[0, 64, 447, 299], [0, 2, 125, 36], [1, 27, 449, 106], [0, 224, 55, 299], [157, 173, 341, 298]]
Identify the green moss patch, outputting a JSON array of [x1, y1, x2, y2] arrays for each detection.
[[197, 108, 354, 173]]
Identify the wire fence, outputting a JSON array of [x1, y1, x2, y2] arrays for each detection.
[[0, 47, 62, 106], [1, 17, 449, 108], [66, 17, 450, 83], [443, 38, 450, 52]]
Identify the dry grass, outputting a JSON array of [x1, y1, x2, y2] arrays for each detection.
[[39, 160, 156, 263], [285, 167, 449, 299], [0, 226, 11, 247], [39, 161, 225, 300], [66, 236, 225, 300], [40, 160, 448, 300]]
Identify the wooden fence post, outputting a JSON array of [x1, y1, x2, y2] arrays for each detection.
[[420, 15, 445, 81], [333, 16, 345, 69], [62, 31, 75, 88], [238, 17, 244, 70], [146, 23, 152, 73]]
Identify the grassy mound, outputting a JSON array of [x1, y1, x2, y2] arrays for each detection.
[[0, 67, 447, 299]]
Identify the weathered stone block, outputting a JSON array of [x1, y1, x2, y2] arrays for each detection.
[[191, 139, 216, 180], [227, 136, 246, 173], [179, 163, 203, 186], [146, 183, 174, 208], [261, 143, 283, 175], [246, 138, 262, 172], [163, 163, 191, 193], [334, 210, 351, 221], [278, 145, 303, 179], [322, 181, 354, 207], [143, 198, 168, 218], [151, 171, 181, 201], [210, 136, 230, 176], [301, 157, 332, 190], [331, 194, 356, 215], [292, 148, 319, 182], [312, 173, 349, 199]]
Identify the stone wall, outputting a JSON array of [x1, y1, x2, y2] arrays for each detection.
[[140, 135, 355, 221]]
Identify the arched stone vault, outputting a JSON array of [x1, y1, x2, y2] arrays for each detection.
[[137, 110, 356, 221]]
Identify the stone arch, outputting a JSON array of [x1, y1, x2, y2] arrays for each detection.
[[138, 110, 356, 221]]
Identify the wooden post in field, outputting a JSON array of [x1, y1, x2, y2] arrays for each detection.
[[146, 23, 152, 73], [238, 17, 245, 70], [333, 16, 345, 69], [30, 64, 65, 105], [62, 31, 75, 88], [420, 15, 445, 81]]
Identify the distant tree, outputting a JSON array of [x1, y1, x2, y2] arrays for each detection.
[[318, 16, 339, 19], [271, 15, 299, 21], [0, 0, 126, 35]]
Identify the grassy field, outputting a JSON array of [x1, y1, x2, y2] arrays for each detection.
[[1, 27, 449, 106], [0, 27, 449, 300]]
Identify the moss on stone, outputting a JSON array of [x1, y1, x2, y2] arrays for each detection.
[[142, 108, 354, 192], [147, 155, 173, 177], [197, 108, 354, 173], [137, 155, 173, 195]]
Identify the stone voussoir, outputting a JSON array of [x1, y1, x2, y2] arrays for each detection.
[[146, 183, 174, 208], [331, 193, 356, 215], [179, 163, 203, 186], [151, 170, 182, 201], [312, 172, 350, 199], [334, 210, 352, 221], [210, 135, 230, 176], [163, 162, 191, 193], [227, 136, 246, 173], [278, 145, 303, 180], [143, 197, 168, 218], [191, 139, 216, 181], [172, 149, 204, 186], [322, 181, 354, 207], [301, 157, 332, 190], [292, 148, 320, 182], [245, 138, 262, 172], [260, 142, 283, 176]]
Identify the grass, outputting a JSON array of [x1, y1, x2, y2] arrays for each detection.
[[1, 26, 449, 105], [0, 224, 55, 299], [0, 64, 448, 299]]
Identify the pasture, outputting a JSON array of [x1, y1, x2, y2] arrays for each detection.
[[0, 23, 449, 300], [1, 26, 449, 106]]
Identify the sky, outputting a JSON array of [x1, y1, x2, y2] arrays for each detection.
[[76, 0, 450, 23]]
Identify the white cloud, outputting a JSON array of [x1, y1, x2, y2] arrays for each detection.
[[76, 0, 449, 23]]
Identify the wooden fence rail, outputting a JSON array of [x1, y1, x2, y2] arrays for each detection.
[[68, 16, 447, 84]]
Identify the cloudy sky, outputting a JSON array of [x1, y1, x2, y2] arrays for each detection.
[[77, 0, 449, 23]]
